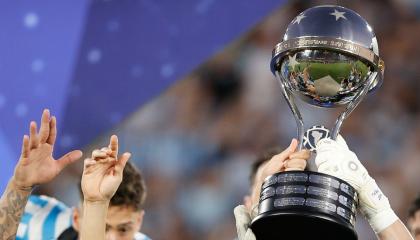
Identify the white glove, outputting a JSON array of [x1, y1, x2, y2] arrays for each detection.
[[234, 205, 256, 240], [315, 136, 398, 233]]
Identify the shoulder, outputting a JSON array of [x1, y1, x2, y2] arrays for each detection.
[[17, 195, 73, 240], [26, 195, 70, 211], [134, 232, 152, 240]]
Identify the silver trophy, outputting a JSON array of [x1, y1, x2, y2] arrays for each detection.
[[250, 5, 384, 240]]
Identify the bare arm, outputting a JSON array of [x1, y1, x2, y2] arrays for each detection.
[[81, 200, 110, 240], [378, 220, 413, 240], [0, 179, 31, 240], [0, 110, 82, 240], [80, 135, 131, 240]]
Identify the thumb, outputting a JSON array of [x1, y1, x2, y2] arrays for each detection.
[[57, 150, 83, 171], [115, 152, 131, 174], [262, 139, 298, 177], [336, 134, 349, 150], [271, 139, 298, 163]]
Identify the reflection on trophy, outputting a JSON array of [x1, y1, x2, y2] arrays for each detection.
[[250, 5, 385, 240]]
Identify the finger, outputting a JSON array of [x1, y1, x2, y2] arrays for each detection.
[[92, 149, 108, 159], [261, 139, 299, 178], [284, 158, 307, 171], [114, 152, 131, 174], [289, 149, 311, 160], [109, 135, 118, 158], [29, 121, 39, 149], [21, 135, 30, 158], [96, 157, 115, 164], [47, 116, 57, 145], [289, 138, 299, 152], [105, 167, 115, 177], [316, 138, 343, 153], [285, 147, 310, 171], [38, 109, 50, 144], [83, 158, 96, 169], [269, 139, 299, 163], [100, 147, 112, 155], [336, 134, 349, 150], [56, 150, 83, 171]]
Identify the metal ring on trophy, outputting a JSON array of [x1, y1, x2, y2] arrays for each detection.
[[251, 171, 359, 240], [271, 37, 385, 77]]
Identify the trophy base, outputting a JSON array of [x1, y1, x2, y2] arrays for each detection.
[[251, 209, 357, 240], [250, 171, 358, 240]]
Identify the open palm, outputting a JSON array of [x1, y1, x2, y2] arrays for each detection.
[[13, 110, 82, 189], [81, 135, 131, 202]]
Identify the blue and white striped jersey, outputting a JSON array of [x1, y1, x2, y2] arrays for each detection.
[[134, 233, 152, 240], [17, 195, 151, 240], [17, 195, 72, 240]]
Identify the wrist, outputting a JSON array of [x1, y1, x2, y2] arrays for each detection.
[[365, 207, 398, 233], [359, 179, 398, 233], [83, 199, 110, 206], [10, 176, 33, 192], [81, 198, 109, 240]]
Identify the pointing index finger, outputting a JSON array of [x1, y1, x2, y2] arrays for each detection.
[[109, 135, 118, 158]]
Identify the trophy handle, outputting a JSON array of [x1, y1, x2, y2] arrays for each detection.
[[275, 72, 305, 150], [331, 71, 379, 140]]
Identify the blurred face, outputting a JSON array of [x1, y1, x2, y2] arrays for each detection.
[[409, 210, 420, 240], [243, 162, 267, 212], [73, 205, 144, 240]]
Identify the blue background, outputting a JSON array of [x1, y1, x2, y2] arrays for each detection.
[[0, 0, 286, 193]]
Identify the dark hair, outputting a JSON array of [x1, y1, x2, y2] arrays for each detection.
[[408, 194, 420, 218], [79, 161, 147, 211], [249, 147, 283, 186]]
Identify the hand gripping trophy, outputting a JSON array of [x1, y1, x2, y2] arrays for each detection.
[[250, 5, 385, 240]]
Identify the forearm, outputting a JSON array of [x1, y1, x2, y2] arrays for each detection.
[[0, 178, 32, 240], [81, 200, 109, 240], [377, 220, 413, 240]]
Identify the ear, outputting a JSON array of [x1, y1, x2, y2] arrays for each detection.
[[135, 210, 145, 232], [72, 207, 81, 232]]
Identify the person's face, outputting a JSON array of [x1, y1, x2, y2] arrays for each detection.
[[73, 205, 144, 240], [243, 163, 267, 212], [409, 210, 420, 240]]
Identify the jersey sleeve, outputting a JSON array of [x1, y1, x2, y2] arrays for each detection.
[[134, 232, 152, 240], [16, 195, 73, 240]]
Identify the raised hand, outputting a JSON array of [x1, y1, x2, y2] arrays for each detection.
[[81, 135, 131, 202], [234, 140, 310, 240], [0, 109, 83, 240], [315, 136, 400, 234], [12, 109, 83, 190], [250, 139, 310, 216], [256, 139, 310, 187]]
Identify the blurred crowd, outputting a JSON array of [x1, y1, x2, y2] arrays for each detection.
[[35, 0, 420, 239]]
